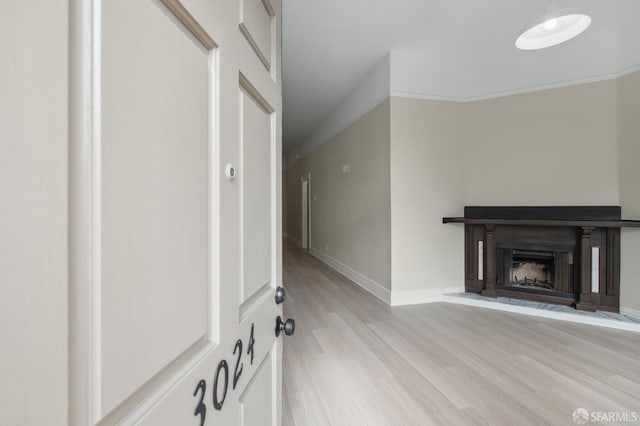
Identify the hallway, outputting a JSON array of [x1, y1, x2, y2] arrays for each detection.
[[282, 241, 640, 426]]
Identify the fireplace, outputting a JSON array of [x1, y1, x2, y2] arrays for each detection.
[[442, 206, 640, 312]]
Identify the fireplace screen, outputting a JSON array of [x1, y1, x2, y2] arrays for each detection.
[[497, 248, 574, 294]]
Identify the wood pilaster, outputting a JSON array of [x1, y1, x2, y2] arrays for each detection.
[[576, 226, 597, 312], [481, 224, 497, 298]]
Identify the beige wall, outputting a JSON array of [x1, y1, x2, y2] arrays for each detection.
[[387, 77, 634, 306], [390, 98, 464, 299], [285, 99, 391, 290], [618, 71, 640, 312], [0, 1, 68, 424], [284, 160, 302, 242], [464, 79, 619, 206]]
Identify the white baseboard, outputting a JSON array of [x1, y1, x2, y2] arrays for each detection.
[[308, 247, 391, 304], [390, 286, 464, 307], [620, 306, 640, 322]]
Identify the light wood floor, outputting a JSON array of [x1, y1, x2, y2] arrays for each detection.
[[282, 242, 640, 426]]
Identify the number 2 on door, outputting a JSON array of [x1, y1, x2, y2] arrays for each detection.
[[192, 324, 256, 423]]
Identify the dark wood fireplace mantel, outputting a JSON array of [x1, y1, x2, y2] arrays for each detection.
[[444, 206, 640, 313]]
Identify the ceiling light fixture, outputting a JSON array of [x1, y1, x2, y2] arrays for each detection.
[[516, 3, 591, 50]]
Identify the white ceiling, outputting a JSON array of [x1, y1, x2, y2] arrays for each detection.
[[282, 0, 640, 147]]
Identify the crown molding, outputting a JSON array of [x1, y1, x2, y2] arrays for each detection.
[[391, 64, 640, 104]]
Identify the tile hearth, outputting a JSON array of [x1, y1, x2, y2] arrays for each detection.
[[443, 292, 640, 332]]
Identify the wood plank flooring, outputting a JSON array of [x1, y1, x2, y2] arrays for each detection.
[[282, 242, 640, 425]]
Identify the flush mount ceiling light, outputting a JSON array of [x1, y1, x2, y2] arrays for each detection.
[[516, 7, 592, 50]]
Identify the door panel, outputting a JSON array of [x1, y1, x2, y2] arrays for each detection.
[[240, 84, 274, 305], [69, 0, 283, 424], [101, 0, 210, 413], [240, 352, 274, 426], [239, 0, 275, 70]]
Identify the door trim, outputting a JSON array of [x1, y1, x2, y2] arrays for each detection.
[[69, 0, 100, 422]]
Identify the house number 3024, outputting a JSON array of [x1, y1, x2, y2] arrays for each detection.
[[192, 324, 256, 425]]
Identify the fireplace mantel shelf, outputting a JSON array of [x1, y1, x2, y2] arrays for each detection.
[[442, 217, 640, 228]]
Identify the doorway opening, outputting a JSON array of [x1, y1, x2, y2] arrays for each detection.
[[301, 175, 310, 250]]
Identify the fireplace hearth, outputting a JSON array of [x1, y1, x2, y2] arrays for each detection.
[[444, 206, 640, 312]]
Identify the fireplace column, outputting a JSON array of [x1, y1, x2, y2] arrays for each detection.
[[482, 224, 497, 298], [576, 226, 597, 311]]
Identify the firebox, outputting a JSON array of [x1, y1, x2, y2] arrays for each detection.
[[496, 248, 575, 296], [509, 250, 555, 289]]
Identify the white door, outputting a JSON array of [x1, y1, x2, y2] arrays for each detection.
[[301, 179, 309, 249], [69, 0, 287, 424]]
